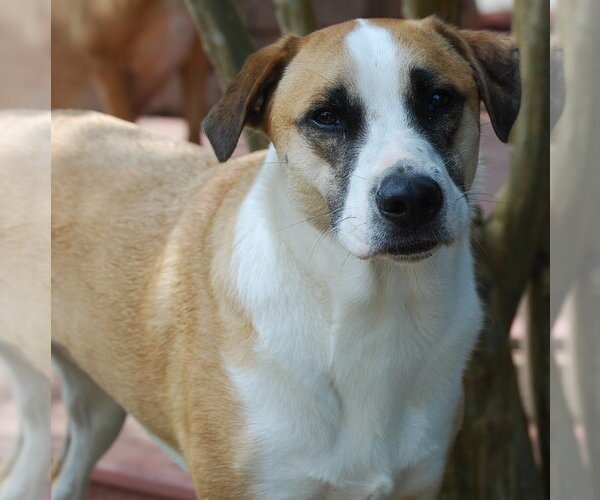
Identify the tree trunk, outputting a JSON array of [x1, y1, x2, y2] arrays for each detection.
[[550, 0, 600, 495], [441, 0, 549, 497], [550, 0, 600, 327], [573, 267, 600, 497], [402, 0, 462, 26], [553, 0, 600, 495], [441, 250, 543, 499], [526, 254, 549, 495], [184, 0, 268, 151], [271, 0, 316, 36], [550, 354, 593, 498]]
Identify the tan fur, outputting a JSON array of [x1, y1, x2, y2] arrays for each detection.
[[265, 18, 483, 223], [283, 18, 514, 198], [52, 110, 263, 496]]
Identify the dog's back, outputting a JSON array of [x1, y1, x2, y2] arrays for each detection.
[[51, 113, 264, 489], [51, 110, 217, 424]]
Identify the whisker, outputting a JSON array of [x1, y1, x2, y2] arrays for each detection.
[[339, 251, 352, 274], [465, 191, 499, 199], [469, 198, 506, 205], [292, 65, 336, 86], [413, 267, 423, 299], [307, 226, 336, 263], [307, 215, 355, 264], [276, 207, 343, 232]]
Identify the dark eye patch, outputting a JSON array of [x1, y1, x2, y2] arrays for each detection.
[[300, 85, 364, 138], [407, 67, 467, 189], [296, 84, 366, 226]]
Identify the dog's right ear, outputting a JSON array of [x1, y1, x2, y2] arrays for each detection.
[[426, 16, 521, 143], [203, 37, 299, 162]]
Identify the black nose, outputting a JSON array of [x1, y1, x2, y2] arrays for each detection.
[[375, 174, 443, 227]]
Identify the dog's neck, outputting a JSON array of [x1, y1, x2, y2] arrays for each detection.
[[232, 147, 474, 310]]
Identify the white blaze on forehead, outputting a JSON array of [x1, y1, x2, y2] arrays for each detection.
[[337, 20, 463, 258], [337, 20, 418, 258], [345, 19, 413, 127]]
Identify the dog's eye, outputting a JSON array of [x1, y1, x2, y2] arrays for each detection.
[[429, 90, 453, 110], [311, 109, 340, 127]]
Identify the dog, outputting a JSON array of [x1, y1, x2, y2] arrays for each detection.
[[51, 16, 520, 499], [0, 111, 51, 500], [51, 0, 208, 143]]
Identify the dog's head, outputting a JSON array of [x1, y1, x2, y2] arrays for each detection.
[[204, 17, 520, 261]]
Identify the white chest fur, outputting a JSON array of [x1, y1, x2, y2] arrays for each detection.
[[228, 150, 482, 499]]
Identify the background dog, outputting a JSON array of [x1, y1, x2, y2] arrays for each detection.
[[51, 0, 207, 143]]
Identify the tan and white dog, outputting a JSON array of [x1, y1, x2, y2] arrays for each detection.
[[51, 17, 520, 500]]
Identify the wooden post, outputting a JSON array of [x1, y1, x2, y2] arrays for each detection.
[[184, 0, 268, 152], [526, 253, 550, 494], [551, 0, 600, 495], [441, 255, 543, 499], [572, 270, 600, 496]]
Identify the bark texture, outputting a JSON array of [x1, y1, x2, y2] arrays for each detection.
[[440, 0, 548, 497], [551, 0, 600, 495], [402, 0, 462, 26], [271, 0, 316, 36]]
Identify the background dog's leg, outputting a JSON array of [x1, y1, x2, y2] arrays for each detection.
[[0, 341, 50, 500], [90, 62, 136, 122], [51, 344, 126, 500], [181, 37, 208, 144]]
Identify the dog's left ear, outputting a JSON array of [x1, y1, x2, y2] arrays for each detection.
[[428, 17, 521, 143], [204, 36, 299, 162]]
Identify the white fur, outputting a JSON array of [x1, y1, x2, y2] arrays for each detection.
[[229, 142, 482, 498], [339, 21, 471, 258]]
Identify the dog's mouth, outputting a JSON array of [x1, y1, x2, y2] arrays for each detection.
[[378, 236, 455, 262], [381, 240, 439, 262], [335, 216, 457, 262], [388, 240, 438, 256]]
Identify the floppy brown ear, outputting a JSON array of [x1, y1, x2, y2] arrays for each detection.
[[428, 18, 521, 143], [460, 29, 521, 142], [203, 36, 299, 162]]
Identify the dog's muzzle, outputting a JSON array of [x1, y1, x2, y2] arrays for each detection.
[[373, 171, 448, 258], [375, 173, 443, 228]]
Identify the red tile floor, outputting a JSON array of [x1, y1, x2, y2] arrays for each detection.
[[0, 114, 512, 499]]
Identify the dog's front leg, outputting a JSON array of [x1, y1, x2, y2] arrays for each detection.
[[89, 61, 136, 122], [51, 344, 126, 500]]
